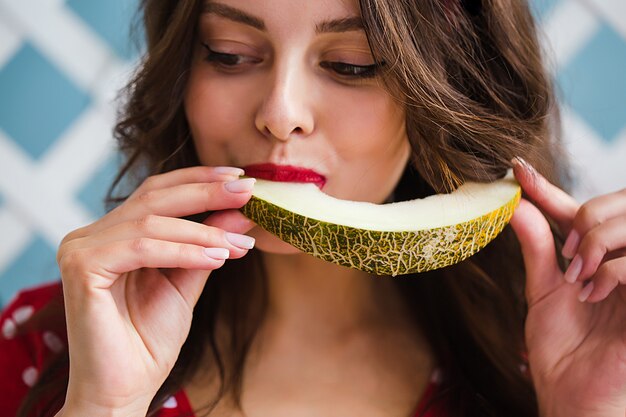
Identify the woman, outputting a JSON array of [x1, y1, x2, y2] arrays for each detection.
[[1, 0, 625, 416]]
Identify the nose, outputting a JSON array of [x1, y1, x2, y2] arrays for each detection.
[[254, 61, 314, 141]]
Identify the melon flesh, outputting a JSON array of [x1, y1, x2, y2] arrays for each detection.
[[240, 170, 520, 276]]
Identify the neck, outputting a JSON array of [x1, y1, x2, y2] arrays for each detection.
[[259, 251, 407, 338]]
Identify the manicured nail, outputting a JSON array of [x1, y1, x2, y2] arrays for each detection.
[[578, 281, 594, 302], [214, 166, 245, 176], [564, 254, 582, 283], [225, 178, 256, 193], [561, 230, 580, 259], [204, 247, 230, 259], [511, 157, 536, 175], [511, 156, 541, 186], [225, 232, 255, 249]]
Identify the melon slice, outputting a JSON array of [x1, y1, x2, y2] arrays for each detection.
[[240, 170, 520, 276]]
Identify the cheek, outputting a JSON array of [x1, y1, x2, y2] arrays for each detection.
[[321, 88, 409, 202], [327, 88, 406, 155], [184, 72, 256, 158]]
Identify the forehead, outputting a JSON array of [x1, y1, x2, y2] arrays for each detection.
[[201, 0, 362, 30]]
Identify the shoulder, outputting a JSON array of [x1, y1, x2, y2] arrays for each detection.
[[0, 283, 193, 417], [2, 280, 65, 341], [2, 280, 63, 314], [0, 280, 66, 416]]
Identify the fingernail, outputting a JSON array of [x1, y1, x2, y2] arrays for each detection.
[[512, 156, 546, 195], [578, 281, 594, 302], [214, 166, 245, 176], [511, 157, 535, 174], [561, 230, 580, 259], [225, 178, 256, 193], [225, 232, 255, 249], [204, 247, 230, 259], [564, 254, 582, 283]]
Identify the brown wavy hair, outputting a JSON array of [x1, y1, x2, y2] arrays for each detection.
[[17, 0, 569, 416]]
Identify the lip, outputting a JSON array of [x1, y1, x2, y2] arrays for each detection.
[[243, 163, 326, 188]]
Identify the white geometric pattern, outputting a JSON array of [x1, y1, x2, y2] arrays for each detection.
[[0, 0, 134, 304], [561, 106, 626, 200], [541, 0, 600, 71], [539, 0, 626, 200], [0, 0, 625, 306]]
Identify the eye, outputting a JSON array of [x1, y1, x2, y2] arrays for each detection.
[[201, 43, 260, 67], [320, 61, 382, 79]]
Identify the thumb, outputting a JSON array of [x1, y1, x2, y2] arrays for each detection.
[[509, 198, 563, 306], [167, 209, 257, 308], [202, 208, 257, 232]]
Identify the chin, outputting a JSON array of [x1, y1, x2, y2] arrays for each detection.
[[248, 226, 302, 254]]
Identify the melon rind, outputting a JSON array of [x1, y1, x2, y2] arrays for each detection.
[[240, 174, 521, 276]]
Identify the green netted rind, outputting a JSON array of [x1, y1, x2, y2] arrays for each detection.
[[240, 188, 520, 276]]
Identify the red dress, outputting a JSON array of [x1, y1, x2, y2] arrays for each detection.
[[0, 281, 448, 416]]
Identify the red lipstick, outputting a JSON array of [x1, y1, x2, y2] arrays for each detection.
[[243, 163, 326, 188]]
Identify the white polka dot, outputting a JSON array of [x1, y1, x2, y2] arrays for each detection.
[[43, 331, 64, 353], [163, 396, 178, 409], [22, 366, 38, 387], [13, 305, 35, 324], [2, 318, 16, 339]]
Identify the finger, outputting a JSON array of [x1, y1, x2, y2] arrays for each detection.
[[564, 215, 626, 284], [166, 210, 258, 307], [128, 178, 255, 217], [62, 167, 247, 243], [136, 166, 244, 192], [203, 209, 257, 232], [564, 188, 626, 259], [511, 157, 579, 234], [582, 257, 626, 303], [59, 238, 231, 288], [64, 215, 255, 259], [162, 266, 214, 310], [90, 178, 255, 233], [509, 198, 563, 306]]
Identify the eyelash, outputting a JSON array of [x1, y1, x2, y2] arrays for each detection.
[[319, 61, 380, 79], [201, 43, 382, 79], [202, 43, 258, 67]]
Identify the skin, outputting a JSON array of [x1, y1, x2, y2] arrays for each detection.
[[53, 1, 625, 416], [183, 0, 430, 414], [510, 159, 626, 417], [185, 0, 410, 244]]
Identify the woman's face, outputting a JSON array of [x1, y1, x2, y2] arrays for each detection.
[[185, 0, 410, 254]]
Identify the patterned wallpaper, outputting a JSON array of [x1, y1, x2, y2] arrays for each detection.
[[0, 0, 625, 307]]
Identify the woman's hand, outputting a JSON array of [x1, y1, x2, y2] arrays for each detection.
[[509, 158, 626, 417], [55, 166, 257, 416]]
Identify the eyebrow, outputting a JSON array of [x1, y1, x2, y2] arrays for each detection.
[[316, 16, 364, 33], [203, 3, 265, 30], [202, 2, 364, 34]]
